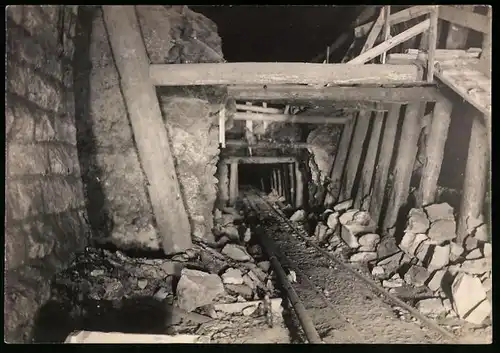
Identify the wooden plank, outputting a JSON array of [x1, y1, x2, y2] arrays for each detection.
[[381, 6, 391, 64], [369, 104, 402, 226], [355, 6, 434, 38], [223, 156, 296, 165], [217, 162, 229, 208], [323, 116, 357, 207], [277, 168, 283, 197], [456, 114, 489, 243], [361, 9, 385, 54], [234, 112, 349, 125], [282, 164, 291, 203], [339, 110, 372, 201], [416, 93, 452, 206], [225, 140, 312, 149], [219, 107, 226, 148], [229, 162, 238, 206], [478, 6, 491, 78], [426, 7, 439, 82], [444, 6, 475, 49], [353, 110, 385, 210], [382, 102, 425, 233], [228, 84, 438, 104], [348, 19, 430, 65], [390, 49, 481, 61], [439, 5, 489, 34], [271, 168, 277, 192], [235, 104, 282, 114], [102, 6, 192, 254], [295, 162, 304, 208], [149, 63, 422, 86], [289, 163, 296, 207]]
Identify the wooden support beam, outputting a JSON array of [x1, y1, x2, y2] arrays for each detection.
[[229, 162, 238, 206], [416, 93, 452, 206], [217, 162, 230, 208], [289, 163, 296, 207], [478, 6, 491, 78], [223, 156, 296, 165], [348, 19, 430, 65], [271, 168, 277, 192], [149, 63, 423, 86], [444, 6, 475, 49], [439, 5, 490, 34], [277, 168, 283, 197], [235, 104, 282, 114], [323, 116, 357, 207], [226, 140, 312, 149], [339, 110, 372, 201], [381, 6, 391, 64], [355, 6, 434, 38], [219, 106, 226, 148], [369, 104, 402, 226], [389, 49, 481, 61], [354, 110, 385, 210], [457, 114, 489, 243], [295, 162, 304, 208], [361, 9, 385, 54], [382, 102, 425, 233], [234, 112, 349, 125], [102, 6, 192, 254], [426, 7, 439, 82], [228, 84, 439, 104]]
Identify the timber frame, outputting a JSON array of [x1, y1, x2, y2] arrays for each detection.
[[106, 5, 490, 249]]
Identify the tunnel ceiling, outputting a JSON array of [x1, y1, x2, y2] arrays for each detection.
[[190, 5, 362, 62]]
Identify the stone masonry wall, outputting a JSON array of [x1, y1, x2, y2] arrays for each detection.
[[5, 5, 88, 342], [81, 6, 225, 250]]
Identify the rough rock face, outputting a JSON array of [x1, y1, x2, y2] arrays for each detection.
[[82, 6, 224, 249]]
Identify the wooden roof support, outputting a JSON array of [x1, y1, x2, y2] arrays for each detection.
[[439, 5, 490, 34], [355, 6, 434, 38], [348, 19, 430, 65], [426, 7, 439, 82], [360, 9, 385, 54], [225, 140, 312, 149], [234, 112, 349, 125], [478, 6, 491, 78], [444, 6, 475, 49], [223, 156, 297, 164], [102, 6, 192, 254], [228, 85, 438, 104], [235, 104, 282, 114], [149, 63, 422, 86]]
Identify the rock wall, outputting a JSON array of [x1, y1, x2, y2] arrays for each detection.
[[80, 6, 225, 250], [5, 5, 88, 342]]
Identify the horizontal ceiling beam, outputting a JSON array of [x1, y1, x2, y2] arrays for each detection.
[[225, 140, 312, 149], [222, 156, 297, 164], [228, 84, 438, 103], [438, 5, 490, 34], [149, 63, 421, 86], [234, 112, 349, 124]]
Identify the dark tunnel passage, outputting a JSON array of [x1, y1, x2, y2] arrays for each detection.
[[238, 163, 295, 201]]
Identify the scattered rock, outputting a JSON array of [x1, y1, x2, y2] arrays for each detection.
[[340, 226, 360, 249], [482, 243, 491, 258], [222, 268, 244, 285], [221, 244, 252, 262], [458, 258, 491, 275], [240, 263, 267, 282], [287, 270, 297, 283], [358, 233, 380, 251], [377, 236, 400, 259], [473, 224, 489, 242], [257, 261, 271, 273], [326, 212, 340, 230], [466, 215, 484, 234], [399, 232, 428, 255], [427, 220, 456, 245], [242, 274, 255, 290], [481, 277, 492, 292], [221, 224, 240, 241], [416, 298, 447, 316], [403, 265, 430, 287], [338, 209, 358, 225], [426, 269, 446, 292], [349, 251, 377, 263], [290, 210, 306, 222], [328, 235, 342, 248], [371, 266, 385, 277], [243, 228, 252, 243], [223, 207, 243, 219], [90, 269, 105, 277], [376, 252, 404, 275], [176, 269, 225, 312], [427, 244, 450, 271], [451, 273, 491, 324], [382, 274, 404, 288], [405, 208, 430, 234], [214, 208, 222, 220], [414, 241, 431, 263], [449, 242, 464, 262], [442, 298, 452, 313], [137, 279, 148, 289], [465, 248, 483, 260], [464, 235, 479, 252], [333, 199, 353, 212], [224, 284, 253, 300], [409, 233, 429, 255], [242, 306, 257, 316], [424, 203, 455, 223], [315, 222, 330, 243], [248, 244, 262, 257]]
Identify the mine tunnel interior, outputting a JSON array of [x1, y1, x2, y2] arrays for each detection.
[[5, 5, 492, 344]]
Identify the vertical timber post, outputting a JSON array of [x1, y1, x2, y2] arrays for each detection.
[[295, 162, 303, 208], [323, 115, 356, 207], [289, 163, 296, 207], [339, 110, 371, 202], [229, 162, 239, 206], [457, 114, 489, 243], [370, 104, 401, 227], [272, 169, 277, 193], [354, 110, 384, 210], [416, 93, 453, 206], [102, 6, 192, 254], [217, 162, 230, 208], [277, 167, 283, 197], [382, 102, 426, 234]]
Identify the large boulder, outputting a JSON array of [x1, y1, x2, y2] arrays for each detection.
[[176, 269, 225, 312]]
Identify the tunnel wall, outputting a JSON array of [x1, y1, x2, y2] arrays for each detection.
[[80, 6, 225, 250], [5, 5, 88, 342]]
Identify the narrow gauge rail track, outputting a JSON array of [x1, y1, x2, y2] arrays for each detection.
[[241, 190, 460, 344]]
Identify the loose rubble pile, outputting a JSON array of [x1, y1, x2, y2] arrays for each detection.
[[51, 206, 285, 342], [289, 201, 492, 326]]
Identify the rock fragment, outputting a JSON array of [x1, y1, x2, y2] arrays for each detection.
[[349, 251, 377, 263], [290, 210, 306, 222], [405, 208, 430, 234], [416, 298, 447, 317], [222, 268, 244, 285], [451, 273, 491, 324], [221, 244, 252, 261], [427, 219, 456, 245], [424, 203, 455, 223], [176, 269, 225, 312], [403, 265, 430, 287], [333, 199, 353, 212], [358, 233, 380, 252]]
